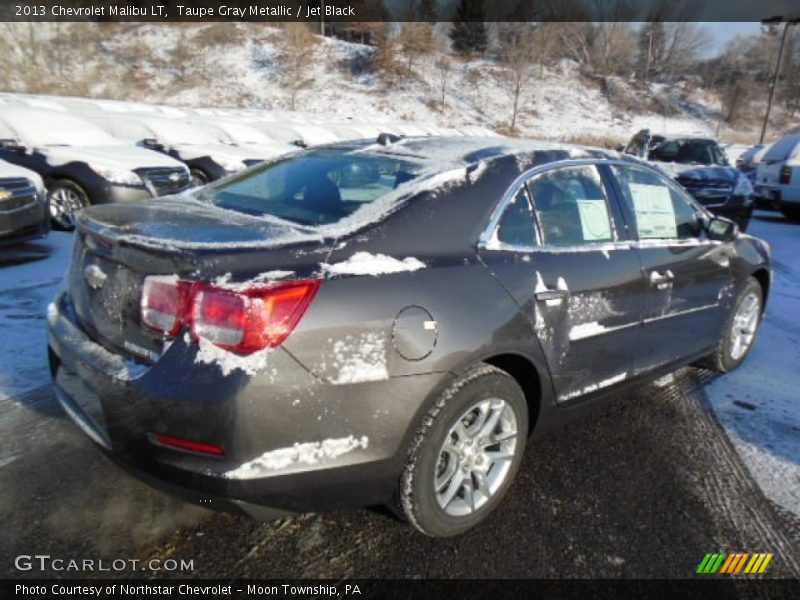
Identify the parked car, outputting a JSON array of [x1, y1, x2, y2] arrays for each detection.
[[753, 133, 800, 221], [623, 130, 754, 231], [0, 108, 191, 230], [48, 137, 770, 537], [735, 144, 764, 175], [87, 114, 279, 186], [191, 120, 299, 160], [0, 159, 49, 246]]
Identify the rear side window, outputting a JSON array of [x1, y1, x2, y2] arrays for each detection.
[[763, 134, 800, 162], [201, 150, 417, 226], [611, 165, 703, 240], [528, 165, 614, 246], [496, 187, 536, 246]]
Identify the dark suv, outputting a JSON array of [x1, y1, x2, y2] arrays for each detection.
[[623, 130, 754, 231]]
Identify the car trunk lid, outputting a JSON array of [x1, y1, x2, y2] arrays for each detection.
[[68, 198, 332, 363]]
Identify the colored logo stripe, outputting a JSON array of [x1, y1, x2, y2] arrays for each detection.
[[697, 552, 774, 575]]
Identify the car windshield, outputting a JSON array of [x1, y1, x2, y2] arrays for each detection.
[[199, 149, 419, 226], [649, 140, 729, 166]]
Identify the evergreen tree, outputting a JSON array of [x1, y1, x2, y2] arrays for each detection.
[[449, 0, 487, 55]]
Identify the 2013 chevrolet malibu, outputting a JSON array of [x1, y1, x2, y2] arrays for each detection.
[[48, 137, 771, 537]]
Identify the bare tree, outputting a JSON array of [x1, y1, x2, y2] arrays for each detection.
[[397, 22, 434, 77], [433, 56, 451, 108], [279, 23, 318, 110], [496, 23, 537, 131]]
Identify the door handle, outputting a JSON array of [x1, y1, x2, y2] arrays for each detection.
[[535, 289, 568, 302], [649, 270, 674, 289]]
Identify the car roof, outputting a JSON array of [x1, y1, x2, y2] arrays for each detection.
[[326, 135, 622, 172]]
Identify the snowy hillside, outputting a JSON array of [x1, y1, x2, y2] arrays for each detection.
[[0, 23, 733, 145]]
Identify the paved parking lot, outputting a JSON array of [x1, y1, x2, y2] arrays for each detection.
[[0, 214, 798, 580]]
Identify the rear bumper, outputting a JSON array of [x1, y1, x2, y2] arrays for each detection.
[[47, 291, 445, 517]]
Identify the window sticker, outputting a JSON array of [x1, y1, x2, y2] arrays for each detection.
[[576, 198, 612, 241], [628, 183, 677, 238]]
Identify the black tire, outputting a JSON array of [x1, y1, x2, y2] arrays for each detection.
[[396, 363, 528, 537], [189, 168, 209, 188], [700, 277, 763, 373], [47, 180, 90, 231], [781, 206, 800, 222]]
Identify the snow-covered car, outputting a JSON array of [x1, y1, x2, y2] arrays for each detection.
[[623, 130, 754, 231], [190, 120, 299, 161], [88, 114, 282, 186], [0, 108, 191, 230], [48, 137, 770, 537], [0, 159, 48, 246], [247, 120, 341, 148], [753, 133, 800, 221]]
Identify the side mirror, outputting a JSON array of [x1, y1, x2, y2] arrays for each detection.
[[0, 138, 27, 154], [138, 138, 165, 152], [707, 216, 738, 242]]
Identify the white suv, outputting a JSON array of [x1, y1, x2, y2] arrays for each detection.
[[755, 133, 800, 221]]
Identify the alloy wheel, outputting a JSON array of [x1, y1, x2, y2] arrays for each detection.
[[49, 186, 86, 229], [730, 291, 760, 361], [434, 397, 518, 517]]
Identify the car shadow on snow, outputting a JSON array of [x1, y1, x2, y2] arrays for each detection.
[[0, 241, 53, 268]]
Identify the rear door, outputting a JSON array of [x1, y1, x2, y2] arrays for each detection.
[[608, 163, 732, 373], [479, 162, 645, 403]]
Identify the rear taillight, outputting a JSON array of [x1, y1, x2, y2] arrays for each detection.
[[140, 276, 320, 354], [140, 276, 192, 336], [779, 166, 792, 185]]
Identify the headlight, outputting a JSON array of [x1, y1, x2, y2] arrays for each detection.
[[91, 166, 143, 186], [219, 159, 246, 173]]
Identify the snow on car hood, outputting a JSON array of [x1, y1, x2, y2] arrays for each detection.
[[672, 165, 738, 184], [650, 160, 735, 180], [171, 143, 270, 163], [42, 145, 184, 170], [0, 159, 44, 191]]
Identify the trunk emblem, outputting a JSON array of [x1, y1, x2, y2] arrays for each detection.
[[84, 264, 108, 289]]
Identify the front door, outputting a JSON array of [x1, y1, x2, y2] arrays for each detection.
[[608, 163, 733, 373], [480, 163, 646, 403]]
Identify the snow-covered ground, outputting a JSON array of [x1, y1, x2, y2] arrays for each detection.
[[0, 214, 797, 518], [704, 213, 800, 518], [0, 233, 72, 401], [0, 24, 729, 144]]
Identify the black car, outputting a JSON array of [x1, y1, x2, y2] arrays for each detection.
[[48, 137, 770, 537], [0, 108, 191, 229], [0, 159, 49, 246], [623, 130, 754, 231]]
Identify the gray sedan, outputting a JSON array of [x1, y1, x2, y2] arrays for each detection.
[[47, 137, 770, 537]]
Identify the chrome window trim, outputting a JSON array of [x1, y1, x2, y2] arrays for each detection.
[[478, 157, 714, 252]]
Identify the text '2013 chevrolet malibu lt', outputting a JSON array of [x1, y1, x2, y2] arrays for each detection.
[[48, 137, 771, 537]]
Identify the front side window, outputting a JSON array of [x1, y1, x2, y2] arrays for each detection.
[[199, 150, 417, 226], [528, 165, 614, 246], [611, 165, 703, 240], [496, 187, 537, 246]]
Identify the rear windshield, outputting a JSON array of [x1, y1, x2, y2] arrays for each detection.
[[649, 140, 728, 166], [200, 150, 419, 226]]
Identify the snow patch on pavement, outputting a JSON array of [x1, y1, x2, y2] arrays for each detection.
[[704, 212, 800, 518], [225, 435, 369, 478]]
